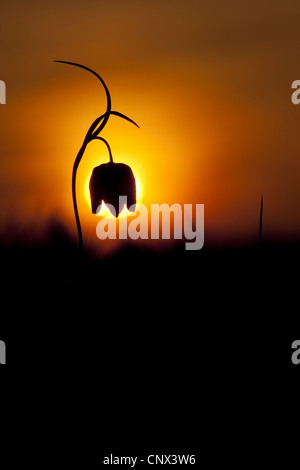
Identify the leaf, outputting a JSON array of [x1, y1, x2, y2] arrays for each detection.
[[54, 60, 111, 114], [91, 111, 139, 138], [110, 111, 140, 128], [87, 114, 106, 138]]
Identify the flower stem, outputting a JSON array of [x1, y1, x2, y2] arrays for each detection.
[[72, 140, 88, 254], [94, 136, 113, 163], [55, 60, 138, 253], [55, 61, 112, 254]]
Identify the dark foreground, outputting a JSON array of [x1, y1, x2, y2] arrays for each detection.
[[0, 221, 299, 467]]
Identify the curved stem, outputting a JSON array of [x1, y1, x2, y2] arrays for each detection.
[[94, 136, 113, 163], [87, 114, 106, 138], [54, 61, 139, 253], [54, 60, 111, 115], [55, 61, 112, 254], [72, 141, 88, 253]]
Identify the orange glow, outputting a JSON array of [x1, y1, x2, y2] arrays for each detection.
[[3, 70, 300, 247], [1, 0, 300, 246]]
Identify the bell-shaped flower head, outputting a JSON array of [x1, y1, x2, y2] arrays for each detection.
[[89, 162, 136, 217]]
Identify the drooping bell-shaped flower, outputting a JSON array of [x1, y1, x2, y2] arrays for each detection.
[[89, 161, 136, 217], [55, 60, 139, 252]]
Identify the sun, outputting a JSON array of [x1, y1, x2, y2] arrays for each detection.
[[83, 167, 143, 218]]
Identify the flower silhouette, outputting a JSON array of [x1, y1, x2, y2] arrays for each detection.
[[90, 162, 136, 216], [54, 60, 139, 252]]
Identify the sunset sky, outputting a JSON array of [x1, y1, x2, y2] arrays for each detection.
[[1, 0, 300, 247]]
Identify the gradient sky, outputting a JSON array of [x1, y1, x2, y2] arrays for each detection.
[[1, 0, 300, 247]]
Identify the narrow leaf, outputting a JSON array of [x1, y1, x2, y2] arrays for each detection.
[[110, 111, 140, 128]]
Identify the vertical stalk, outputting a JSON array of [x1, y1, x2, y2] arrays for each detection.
[[55, 61, 112, 254], [55, 60, 138, 253], [72, 141, 88, 254]]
